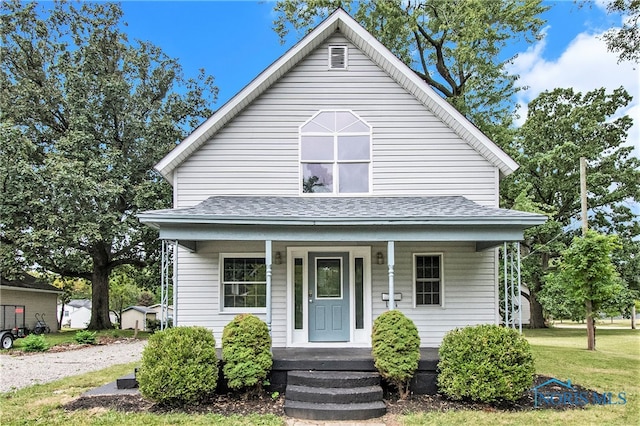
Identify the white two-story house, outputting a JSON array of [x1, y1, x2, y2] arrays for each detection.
[[139, 9, 545, 349]]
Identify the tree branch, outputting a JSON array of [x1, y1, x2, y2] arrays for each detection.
[[108, 258, 146, 270], [415, 24, 457, 95]]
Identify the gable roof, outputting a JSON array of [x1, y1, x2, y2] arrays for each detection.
[[123, 305, 156, 315], [66, 299, 92, 309], [0, 274, 63, 294], [155, 9, 518, 183]]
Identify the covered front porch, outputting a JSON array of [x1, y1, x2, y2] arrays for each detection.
[[139, 196, 546, 347]]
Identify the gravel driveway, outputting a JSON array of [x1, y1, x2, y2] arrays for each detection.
[[0, 339, 146, 393]]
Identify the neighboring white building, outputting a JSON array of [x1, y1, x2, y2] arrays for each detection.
[[139, 9, 545, 348], [58, 299, 91, 329], [58, 299, 117, 329]]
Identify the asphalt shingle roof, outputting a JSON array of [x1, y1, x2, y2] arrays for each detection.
[[0, 274, 63, 293], [141, 196, 545, 225]]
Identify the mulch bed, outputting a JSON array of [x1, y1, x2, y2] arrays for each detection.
[[63, 375, 592, 418]]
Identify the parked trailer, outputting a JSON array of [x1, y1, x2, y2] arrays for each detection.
[[0, 305, 28, 349]]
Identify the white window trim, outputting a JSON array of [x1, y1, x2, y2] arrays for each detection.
[[299, 109, 372, 196], [328, 45, 348, 70], [413, 253, 445, 308], [219, 252, 267, 314]]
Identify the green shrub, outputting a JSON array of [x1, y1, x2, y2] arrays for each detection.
[[146, 318, 173, 333], [23, 334, 49, 352], [137, 326, 218, 405], [222, 314, 272, 395], [372, 310, 420, 399], [438, 324, 535, 403], [146, 319, 161, 333], [74, 330, 97, 344]]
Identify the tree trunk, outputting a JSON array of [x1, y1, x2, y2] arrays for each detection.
[[87, 261, 113, 330], [586, 300, 595, 350], [631, 304, 636, 330], [528, 292, 547, 328], [58, 301, 65, 329]]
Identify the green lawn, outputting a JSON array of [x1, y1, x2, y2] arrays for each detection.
[[402, 326, 640, 425], [7, 329, 150, 351], [1, 327, 637, 425]]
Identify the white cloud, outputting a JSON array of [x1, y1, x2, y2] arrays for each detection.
[[510, 30, 639, 156]]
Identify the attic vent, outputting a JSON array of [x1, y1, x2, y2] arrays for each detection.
[[328, 45, 347, 70]]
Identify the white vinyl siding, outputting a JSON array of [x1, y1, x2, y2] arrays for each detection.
[[174, 33, 497, 208], [174, 242, 287, 347], [175, 241, 496, 348], [372, 242, 496, 347]]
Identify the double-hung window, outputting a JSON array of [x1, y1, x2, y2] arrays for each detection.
[[414, 254, 443, 306], [222, 256, 266, 311], [300, 110, 371, 194]]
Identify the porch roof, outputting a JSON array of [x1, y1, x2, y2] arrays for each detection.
[[139, 196, 546, 250]]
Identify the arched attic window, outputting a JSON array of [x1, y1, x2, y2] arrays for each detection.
[[300, 110, 371, 194]]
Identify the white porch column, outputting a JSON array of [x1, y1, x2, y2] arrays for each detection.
[[503, 242, 509, 327], [265, 240, 273, 334], [517, 242, 523, 333], [172, 240, 178, 326], [388, 241, 395, 310], [160, 240, 169, 330]]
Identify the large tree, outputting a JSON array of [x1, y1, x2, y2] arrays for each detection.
[[0, 1, 217, 329], [602, 0, 640, 63], [502, 87, 640, 328], [273, 0, 548, 139], [550, 231, 624, 350]]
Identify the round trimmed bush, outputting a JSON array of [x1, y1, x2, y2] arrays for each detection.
[[137, 326, 218, 405], [372, 310, 420, 399], [222, 314, 272, 394], [438, 324, 535, 403]]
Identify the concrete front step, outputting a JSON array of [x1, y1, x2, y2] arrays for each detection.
[[287, 370, 381, 388], [286, 384, 382, 404], [284, 400, 387, 421]]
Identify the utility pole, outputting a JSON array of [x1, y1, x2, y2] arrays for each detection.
[[581, 157, 595, 350], [580, 157, 588, 237]]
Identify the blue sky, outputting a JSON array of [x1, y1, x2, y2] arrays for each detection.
[[118, 1, 638, 153]]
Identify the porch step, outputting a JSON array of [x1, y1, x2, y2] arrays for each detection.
[[286, 384, 382, 404], [284, 400, 387, 421], [287, 370, 381, 388], [284, 370, 386, 421]]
